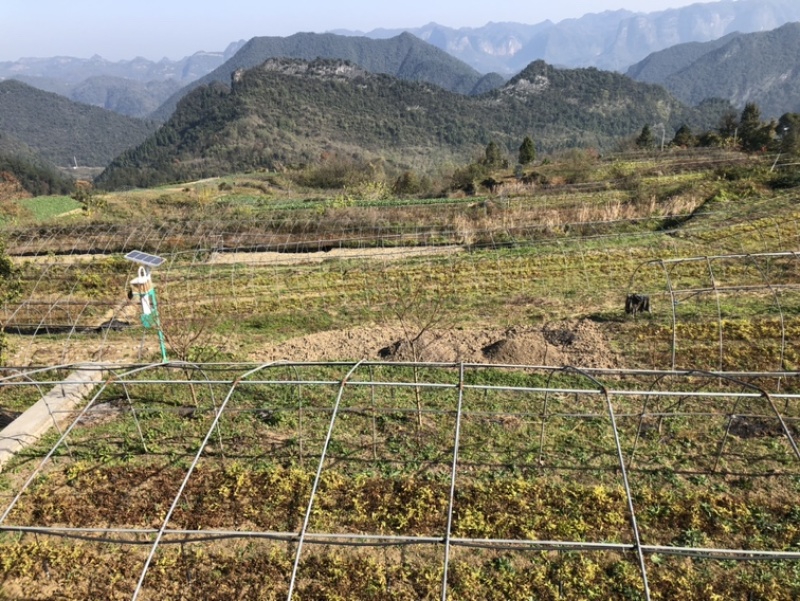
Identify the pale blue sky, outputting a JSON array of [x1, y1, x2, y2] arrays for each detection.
[[2, 0, 710, 61]]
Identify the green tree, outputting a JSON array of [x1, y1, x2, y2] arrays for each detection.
[[71, 184, 107, 215], [697, 130, 723, 147], [393, 170, 423, 196], [518, 136, 536, 165], [718, 110, 739, 140], [635, 125, 654, 148], [776, 113, 800, 155], [482, 141, 506, 168], [739, 102, 773, 152], [671, 124, 696, 148], [450, 162, 489, 195]]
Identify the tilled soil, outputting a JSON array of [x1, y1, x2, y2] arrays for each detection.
[[252, 319, 619, 368]]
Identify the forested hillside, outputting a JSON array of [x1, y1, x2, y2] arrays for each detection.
[[150, 32, 502, 121], [625, 32, 743, 84], [627, 22, 800, 118], [97, 58, 728, 189], [12, 75, 183, 119], [0, 132, 74, 197], [0, 80, 158, 167]]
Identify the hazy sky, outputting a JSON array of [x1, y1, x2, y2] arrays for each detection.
[[2, 0, 713, 62]]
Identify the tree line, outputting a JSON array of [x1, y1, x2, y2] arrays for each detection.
[[636, 102, 800, 154]]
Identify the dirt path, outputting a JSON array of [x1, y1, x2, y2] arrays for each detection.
[[207, 245, 464, 266], [11, 245, 463, 268]]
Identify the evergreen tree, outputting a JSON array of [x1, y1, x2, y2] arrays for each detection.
[[718, 110, 739, 140], [518, 136, 536, 165], [636, 125, 654, 148], [697, 130, 723, 148], [739, 102, 773, 152], [483, 141, 505, 168], [777, 113, 800, 155], [671, 124, 696, 148]]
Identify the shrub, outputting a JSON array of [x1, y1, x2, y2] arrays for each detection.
[[291, 155, 380, 190], [393, 171, 423, 196], [450, 163, 490, 195]]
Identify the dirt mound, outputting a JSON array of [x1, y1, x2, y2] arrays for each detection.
[[257, 319, 619, 368], [10, 316, 618, 369]]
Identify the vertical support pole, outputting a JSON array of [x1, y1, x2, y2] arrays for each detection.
[[704, 257, 724, 371], [566, 367, 652, 601], [657, 261, 678, 370], [149, 287, 168, 363], [441, 363, 465, 601], [287, 361, 364, 601]]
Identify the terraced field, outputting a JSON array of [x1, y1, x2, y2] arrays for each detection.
[[2, 149, 800, 599]]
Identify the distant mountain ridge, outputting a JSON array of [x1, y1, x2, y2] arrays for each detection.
[[627, 22, 800, 118], [10, 0, 798, 80], [96, 57, 726, 189], [625, 32, 745, 84], [6, 0, 800, 122], [150, 32, 503, 121], [336, 0, 800, 72], [0, 43, 245, 84], [0, 42, 245, 119], [10, 75, 183, 119]]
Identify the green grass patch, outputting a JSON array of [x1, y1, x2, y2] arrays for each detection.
[[16, 195, 82, 221]]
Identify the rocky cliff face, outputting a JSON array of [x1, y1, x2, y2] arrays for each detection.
[[343, 0, 800, 73], [599, 0, 800, 71]]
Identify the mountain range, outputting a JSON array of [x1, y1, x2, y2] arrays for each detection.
[[336, 0, 800, 72], [94, 57, 727, 190], [3, 0, 800, 121], [627, 21, 800, 118], [0, 42, 245, 118], [1, 0, 798, 192]]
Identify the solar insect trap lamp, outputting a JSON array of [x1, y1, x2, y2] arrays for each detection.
[[125, 250, 168, 362]]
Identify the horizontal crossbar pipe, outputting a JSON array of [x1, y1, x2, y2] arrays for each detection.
[[6, 378, 800, 404], [7, 525, 800, 563], [4, 362, 798, 381]]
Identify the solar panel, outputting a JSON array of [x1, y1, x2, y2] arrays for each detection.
[[124, 250, 165, 268]]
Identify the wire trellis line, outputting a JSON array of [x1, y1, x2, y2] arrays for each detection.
[[2, 361, 799, 599]]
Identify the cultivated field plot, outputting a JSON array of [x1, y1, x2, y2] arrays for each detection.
[[4, 152, 800, 373], [1, 362, 800, 600], [3, 151, 800, 598], [4, 248, 800, 382]]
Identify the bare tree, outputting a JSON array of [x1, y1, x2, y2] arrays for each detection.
[[156, 290, 229, 409], [373, 268, 456, 428], [159, 292, 227, 363]]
